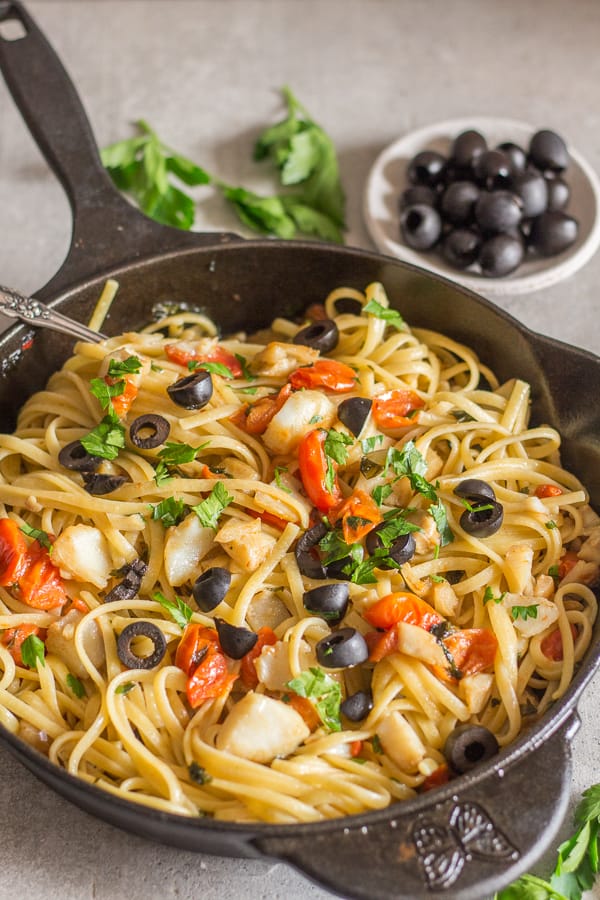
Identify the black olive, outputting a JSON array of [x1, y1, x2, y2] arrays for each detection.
[[474, 190, 522, 235], [295, 521, 328, 579], [460, 498, 504, 537], [473, 150, 512, 190], [129, 414, 171, 449], [214, 618, 258, 659], [192, 567, 231, 611], [400, 204, 442, 250], [450, 130, 487, 170], [444, 724, 499, 774], [496, 141, 527, 175], [365, 525, 416, 568], [104, 559, 148, 603], [399, 185, 438, 211], [316, 627, 369, 669], [324, 556, 354, 581], [545, 175, 570, 211], [167, 370, 213, 410], [58, 440, 101, 472], [340, 690, 373, 722], [529, 210, 578, 257], [337, 397, 372, 437], [303, 583, 349, 624], [440, 181, 480, 225], [407, 150, 447, 187], [510, 171, 548, 219], [117, 621, 167, 670], [529, 129, 569, 173], [293, 319, 339, 354], [333, 297, 363, 316], [441, 228, 481, 269], [479, 234, 524, 277], [454, 478, 496, 502], [83, 473, 128, 495]]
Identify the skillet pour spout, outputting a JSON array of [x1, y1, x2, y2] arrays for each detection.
[[1, 3, 600, 900]]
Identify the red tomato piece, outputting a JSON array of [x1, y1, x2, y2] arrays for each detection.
[[106, 374, 139, 419], [247, 508, 289, 531], [288, 359, 357, 393], [230, 384, 292, 435], [298, 428, 342, 512], [1, 624, 44, 667], [372, 390, 425, 431], [421, 764, 451, 792], [287, 694, 321, 731], [175, 624, 219, 676], [330, 489, 383, 545], [165, 342, 243, 377], [557, 550, 579, 580], [18, 542, 67, 611], [535, 483, 563, 499], [541, 623, 578, 661], [185, 643, 238, 709], [0, 519, 29, 587], [436, 628, 498, 682], [364, 628, 399, 662], [364, 592, 443, 632], [240, 626, 277, 688]]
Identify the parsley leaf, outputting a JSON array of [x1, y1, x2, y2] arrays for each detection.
[[274, 466, 293, 494], [107, 356, 142, 377], [150, 496, 189, 527], [363, 298, 405, 332], [153, 590, 194, 629], [80, 412, 126, 461], [361, 434, 384, 454], [286, 667, 342, 732], [158, 441, 207, 466], [188, 762, 212, 785], [324, 429, 353, 465], [429, 497, 454, 547], [66, 673, 86, 699], [21, 634, 45, 669], [191, 481, 233, 529], [511, 604, 539, 621], [115, 681, 136, 695], [19, 522, 52, 551], [483, 586, 506, 605], [89, 377, 125, 412], [188, 360, 234, 378]]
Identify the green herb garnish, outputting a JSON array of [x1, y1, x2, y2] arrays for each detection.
[[150, 496, 189, 527], [363, 298, 405, 332], [286, 667, 342, 732], [191, 481, 233, 529], [188, 360, 234, 378], [80, 410, 126, 461], [19, 523, 52, 551], [21, 634, 45, 669], [107, 356, 142, 377], [66, 673, 86, 699], [153, 590, 194, 629], [511, 604, 539, 622]]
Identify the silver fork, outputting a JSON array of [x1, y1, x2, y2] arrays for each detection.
[[0, 284, 106, 343]]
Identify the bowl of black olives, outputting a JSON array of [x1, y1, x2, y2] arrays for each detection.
[[363, 117, 600, 295]]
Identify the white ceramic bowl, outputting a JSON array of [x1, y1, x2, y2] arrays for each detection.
[[363, 117, 600, 296]]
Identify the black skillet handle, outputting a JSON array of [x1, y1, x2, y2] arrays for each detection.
[[252, 714, 578, 900], [0, 1, 238, 299]]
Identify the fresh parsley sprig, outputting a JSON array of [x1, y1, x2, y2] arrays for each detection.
[[191, 481, 234, 529], [153, 590, 194, 629], [286, 667, 342, 732]]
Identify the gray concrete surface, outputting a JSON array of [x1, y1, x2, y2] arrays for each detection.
[[0, 1, 599, 898]]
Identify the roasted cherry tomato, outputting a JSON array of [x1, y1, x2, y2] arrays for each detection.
[[288, 359, 357, 393], [1, 624, 44, 667], [364, 592, 443, 632], [18, 541, 67, 611], [364, 628, 399, 662], [330, 489, 382, 545], [230, 384, 292, 435], [0, 518, 29, 586], [165, 342, 243, 377], [541, 623, 578, 661], [175, 623, 237, 708], [534, 483, 563, 499], [106, 374, 139, 419], [421, 763, 451, 792], [240, 626, 277, 688], [436, 628, 498, 682], [298, 428, 342, 512], [372, 389, 425, 430]]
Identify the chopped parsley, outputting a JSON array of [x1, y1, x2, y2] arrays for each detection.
[[511, 604, 539, 622], [80, 410, 126, 461], [188, 360, 234, 378], [363, 298, 405, 332], [191, 481, 234, 529], [286, 667, 342, 732], [274, 466, 293, 493], [371, 734, 384, 754], [153, 590, 194, 629], [66, 673, 86, 699], [115, 681, 136, 695], [483, 586, 506, 605], [188, 762, 212, 785], [107, 356, 142, 377], [234, 354, 256, 381], [19, 522, 52, 551], [361, 434, 384, 454], [89, 377, 125, 412], [150, 496, 189, 527], [21, 634, 46, 669]]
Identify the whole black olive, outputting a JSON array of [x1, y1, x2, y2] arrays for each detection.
[[473, 150, 512, 190], [510, 171, 548, 219], [316, 627, 369, 669], [295, 521, 328, 579], [129, 414, 171, 449], [337, 397, 372, 437], [58, 440, 101, 472], [440, 181, 480, 225], [214, 618, 258, 659], [459, 498, 504, 537], [441, 228, 481, 269], [529, 210, 578, 257], [407, 150, 447, 187], [497, 141, 527, 175], [340, 690, 373, 722], [82, 473, 127, 495], [444, 724, 499, 773], [545, 175, 570, 211], [474, 190, 522, 235], [167, 370, 213, 410], [293, 319, 339, 354], [303, 583, 349, 624], [117, 621, 167, 670], [454, 478, 496, 501], [192, 567, 231, 611], [365, 524, 416, 568], [399, 185, 437, 211], [104, 559, 148, 604], [400, 204, 442, 250], [450, 130, 487, 170], [479, 234, 524, 277], [529, 129, 569, 173]]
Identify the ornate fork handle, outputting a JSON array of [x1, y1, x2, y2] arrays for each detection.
[[0, 285, 106, 343]]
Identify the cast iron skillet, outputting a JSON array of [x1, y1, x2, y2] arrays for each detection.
[[1, 4, 599, 898]]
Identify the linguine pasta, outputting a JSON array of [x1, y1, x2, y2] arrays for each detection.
[[0, 282, 597, 824]]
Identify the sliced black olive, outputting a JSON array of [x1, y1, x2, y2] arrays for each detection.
[[454, 479, 496, 502], [214, 618, 258, 659], [83, 473, 127, 495], [303, 583, 349, 624], [324, 556, 354, 581], [340, 690, 373, 722], [117, 621, 167, 670], [295, 521, 328, 579], [316, 627, 369, 669], [129, 414, 171, 449], [337, 397, 372, 437], [293, 319, 339, 354], [58, 440, 101, 472], [104, 559, 148, 603], [167, 370, 213, 410], [192, 567, 231, 611], [444, 724, 499, 774], [365, 525, 416, 568], [460, 498, 504, 537]]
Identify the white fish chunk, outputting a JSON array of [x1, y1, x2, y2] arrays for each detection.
[[164, 514, 214, 586], [51, 524, 113, 589], [216, 692, 310, 763]]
